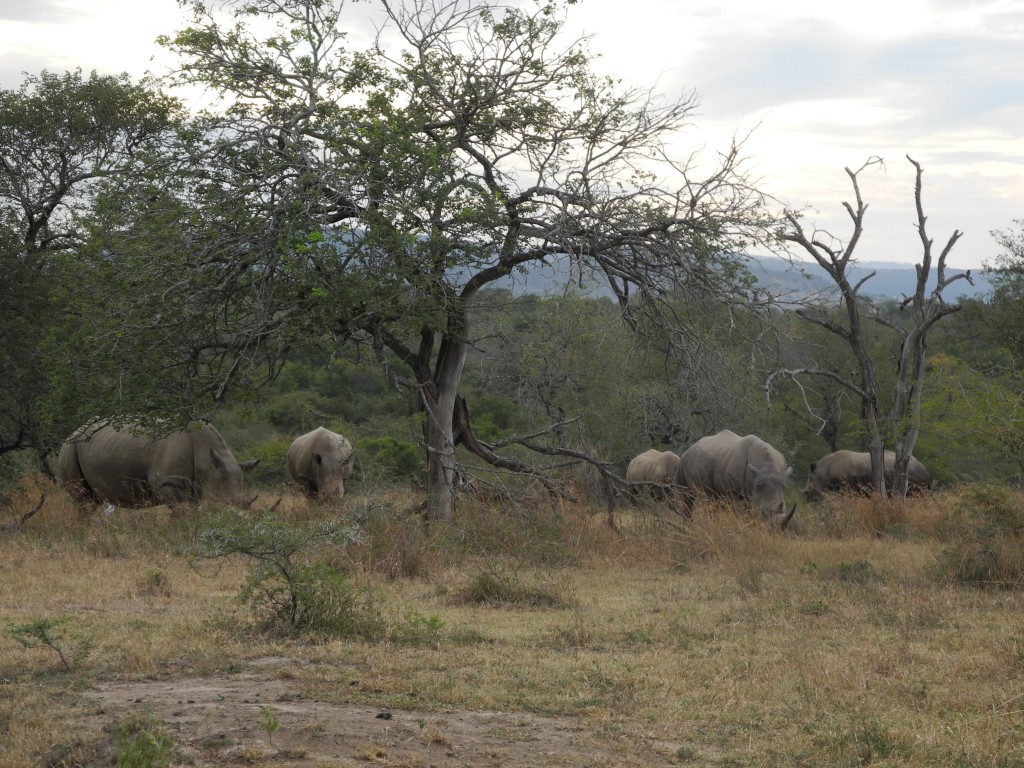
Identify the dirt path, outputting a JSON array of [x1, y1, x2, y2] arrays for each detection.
[[82, 660, 685, 766]]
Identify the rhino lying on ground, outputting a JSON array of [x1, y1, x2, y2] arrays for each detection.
[[625, 449, 681, 499], [803, 450, 930, 500], [676, 429, 796, 529], [58, 420, 258, 510], [287, 426, 354, 499]]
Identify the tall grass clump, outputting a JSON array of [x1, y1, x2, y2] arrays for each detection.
[[933, 484, 1024, 588], [454, 570, 567, 608], [451, 497, 581, 567], [345, 495, 445, 579], [665, 502, 782, 594], [801, 492, 911, 538]]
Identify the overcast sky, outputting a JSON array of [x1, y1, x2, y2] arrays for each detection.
[[2, 0, 1023, 269]]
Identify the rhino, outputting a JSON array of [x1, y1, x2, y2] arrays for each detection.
[[803, 450, 930, 500], [676, 429, 796, 528], [58, 420, 258, 510], [287, 426, 354, 499], [625, 449, 681, 499]]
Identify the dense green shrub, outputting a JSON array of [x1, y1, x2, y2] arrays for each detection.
[[355, 436, 423, 484], [245, 434, 292, 486]]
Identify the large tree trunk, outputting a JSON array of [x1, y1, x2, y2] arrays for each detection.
[[421, 334, 469, 522]]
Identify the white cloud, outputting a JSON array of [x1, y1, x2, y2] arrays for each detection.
[[2, 0, 1022, 266]]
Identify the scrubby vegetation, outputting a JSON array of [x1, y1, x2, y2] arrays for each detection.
[[3, 481, 1024, 766]]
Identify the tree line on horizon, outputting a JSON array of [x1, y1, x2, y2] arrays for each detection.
[[3, 0, 1024, 516]]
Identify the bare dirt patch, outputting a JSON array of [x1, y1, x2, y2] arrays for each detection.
[[81, 659, 682, 767]]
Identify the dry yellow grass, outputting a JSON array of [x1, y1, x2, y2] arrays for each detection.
[[2, 477, 1024, 766]]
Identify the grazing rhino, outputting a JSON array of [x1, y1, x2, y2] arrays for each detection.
[[58, 420, 258, 510], [676, 429, 796, 528], [287, 427, 354, 499], [626, 449, 681, 499], [803, 450, 929, 500]]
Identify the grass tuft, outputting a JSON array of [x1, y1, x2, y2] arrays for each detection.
[[455, 571, 566, 608]]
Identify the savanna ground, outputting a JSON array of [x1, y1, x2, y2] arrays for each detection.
[[3, 475, 1024, 767]]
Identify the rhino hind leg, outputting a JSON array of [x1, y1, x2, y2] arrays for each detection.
[[64, 479, 101, 516], [58, 448, 101, 515]]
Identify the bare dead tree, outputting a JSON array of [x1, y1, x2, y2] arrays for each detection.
[[779, 156, 971, 498]]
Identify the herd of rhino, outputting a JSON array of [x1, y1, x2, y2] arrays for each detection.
[[626, 429, 930, 529], [57, 421, 353, 510], [54, 420, 928, 527]]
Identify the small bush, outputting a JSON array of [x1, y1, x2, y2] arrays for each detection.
[[113, 714, 177, 768], [5, 616, 94, 672], [933, 485, 1024, 588], [242, 560, 385, 638], [195, 513, 383, 637], [137, 568, 174, 598], [453, 502, 577, 567], [388, 612, 446, 647]]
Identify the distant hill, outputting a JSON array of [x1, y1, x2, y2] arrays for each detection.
[[493, 254, 992, 303], [747, 256, 991, 303]]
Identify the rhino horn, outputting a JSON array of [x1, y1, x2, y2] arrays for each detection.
[[780, 502, 797, 530]]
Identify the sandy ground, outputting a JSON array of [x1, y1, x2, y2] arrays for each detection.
[[81, 658, 686, 767]]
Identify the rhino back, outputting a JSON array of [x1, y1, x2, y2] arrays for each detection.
[[817, 450, 873, 490], [811, 450, 928, 493], [653, 451, 681, 483], [678, 430, 747, 496], [60, 422, 249, 507], [73, 424, 185, 506], [680, 431, 787, 496], [628, 449, 681, 484]]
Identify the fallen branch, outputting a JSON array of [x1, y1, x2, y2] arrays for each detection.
[[1, 492, 46, 532]]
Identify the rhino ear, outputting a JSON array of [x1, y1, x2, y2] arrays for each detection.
[[210, 447, 230, 473], [784, 466, 793, 479]]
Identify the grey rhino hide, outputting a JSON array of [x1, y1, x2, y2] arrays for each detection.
[[803, 450, 930, 499], [677, 429, 795, 527], [287, 426, 354, 499], [626, 448, 681, 500], [58, 420, 258, 509]]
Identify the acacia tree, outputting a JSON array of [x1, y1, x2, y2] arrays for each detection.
[[780, 156, 971, 497], [985, 219, 1024, 362], [0, 69, 180, 468], [86, 0, 775, 519]]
